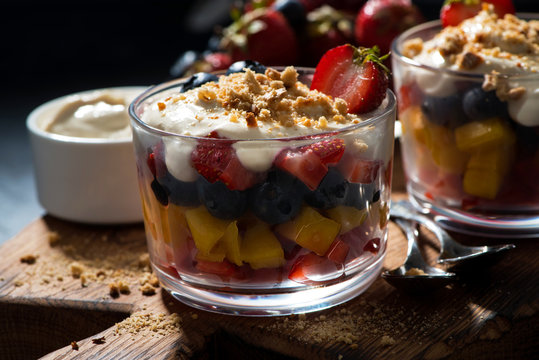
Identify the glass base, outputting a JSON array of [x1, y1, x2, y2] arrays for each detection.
[[408, 185, 539, 238], [154, 251, 385, 316]]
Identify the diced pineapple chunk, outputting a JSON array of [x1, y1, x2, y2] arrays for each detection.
[[425, 122, 469, 174], [276, 206, 341, 255], [223, 221, 242, 266], [454, 118, 515, 152], [185, 206, 230, 255], [463, 168, 503, 200], [401, 106, 428, 145], [326, 206, 367, 234], [241, 222, 284, 269], [196, 241, 227, 262]]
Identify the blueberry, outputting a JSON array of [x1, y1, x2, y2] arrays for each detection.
[[151, 179, 169, 206], [226, 60, 267, 75], [273, 0, 306, 29], [305, 168, 348, 209], [180, 72, 219, 93], [250, 170, 305, 225], [462, 87, 508, 121], [421, 94, 468, 128], [157, 171, 200, 207], [197, 178, 248, 220], [345, 182, 374, 210]]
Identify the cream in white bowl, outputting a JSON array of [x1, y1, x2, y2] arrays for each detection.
[[27, 87, 147, 224]]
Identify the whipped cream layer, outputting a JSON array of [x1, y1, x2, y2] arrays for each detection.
[[141, 67, 375, 181], [403, 6, 539, 126]]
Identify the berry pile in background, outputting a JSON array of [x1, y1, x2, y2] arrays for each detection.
[[170, 0, 424, 77]]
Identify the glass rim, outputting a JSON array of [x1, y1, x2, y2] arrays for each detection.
[[129, 67, 396, 142], [391, 13, 539, 81]]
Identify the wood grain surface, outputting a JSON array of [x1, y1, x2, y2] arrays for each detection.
[[1, 151, 538, 360]]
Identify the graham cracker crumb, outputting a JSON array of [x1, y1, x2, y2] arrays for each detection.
[[191, 313, 199, 320], [141, 283, 156, 296], [69, 262, 84, 279], [92, 336, 106, 345], [14, 280, 24, 287], [70, 341, 79, 351], [115, 312, 182, 337], [48, 231, 60, 246], [380, 335, 396, 346], [20, 254, 37, 265]]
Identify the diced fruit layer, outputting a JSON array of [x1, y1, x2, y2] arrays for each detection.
[[276, 206, 341, 256], [241, 222, 285, 269]]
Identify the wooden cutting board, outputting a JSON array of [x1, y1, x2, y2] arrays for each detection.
[[1, 152, 538, 360]]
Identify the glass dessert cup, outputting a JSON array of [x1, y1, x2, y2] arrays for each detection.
[[392, 20, 539, 238], [129, 69, 396, 316]]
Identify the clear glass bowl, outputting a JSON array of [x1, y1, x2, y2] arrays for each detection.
[[129, 68, 396, 315], [392, 19, 539, 238]]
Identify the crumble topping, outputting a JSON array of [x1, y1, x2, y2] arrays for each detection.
[[160, 67, 360, 132], [403, 5, 539, 73]]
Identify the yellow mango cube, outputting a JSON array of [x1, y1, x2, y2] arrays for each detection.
[[241, 223, 284, 269], [463, 168, 503, 199], [454, 118, 515, 152], [195, 241, 227, 262], [185, 206, 230, 255], [326, 206, 367, 234], [401, 106, 428, 145], [276, 206, 341, 255], [424, 122, 469, 174], [223, 221, 242, 266]]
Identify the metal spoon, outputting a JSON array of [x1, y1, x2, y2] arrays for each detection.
[[382, 218, 457, 292], [390, 200, 516, 270]]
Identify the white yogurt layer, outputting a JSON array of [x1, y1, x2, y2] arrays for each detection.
[[141, 67, 379, 175], [45, 88, 144, 139], [405, 6, 539, 126]]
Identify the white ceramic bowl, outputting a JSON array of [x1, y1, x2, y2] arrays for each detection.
[[27, 87, 147, 224]]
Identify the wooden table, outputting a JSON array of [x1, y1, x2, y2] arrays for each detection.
[[1, 147, 537, 360]]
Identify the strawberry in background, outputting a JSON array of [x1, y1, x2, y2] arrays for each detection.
[[220, 6, 299, 65], [301, 5, 355, 66], [355, 0, 424, 54], [440, 0, 515, 28]]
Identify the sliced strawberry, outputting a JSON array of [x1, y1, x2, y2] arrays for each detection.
[[220, 154, 262, 191], [147, 152, 157, 177], [363, 237, 381, 254], [191, 137, 261, 190], [324, 237, 350, 264], [310, 45, 390, 114], [440, 0, 515, 28], [301, 138, 345, 165], [338, 152, 382, 183], [191, 142, 233, 183], [203, 52, 233, 72], [288, 252, 343, 283], [275, 148, 328, 190], [195, 259, 238, 277]]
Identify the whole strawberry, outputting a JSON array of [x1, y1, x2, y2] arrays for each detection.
[[355, 0, 423, 54], [302, 5, 355, 66], [440, 0, 515, 28], [310, 45, 390, 114], [221, 7, 299, 65]]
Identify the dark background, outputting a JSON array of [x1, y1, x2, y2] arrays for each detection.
[[0, 0, 537, 243]]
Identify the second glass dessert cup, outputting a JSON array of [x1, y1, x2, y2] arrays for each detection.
[[130, 70, 396, 316], [392, 20, 539, 238]]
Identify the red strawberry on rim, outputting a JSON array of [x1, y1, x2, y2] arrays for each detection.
[[440, 0, 515, 28], [310, 44, 390, 114]]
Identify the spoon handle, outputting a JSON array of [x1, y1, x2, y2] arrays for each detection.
[[390, 201, 461, 258], [394, 218, 429, 270]]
